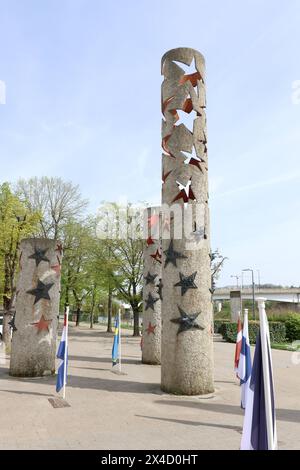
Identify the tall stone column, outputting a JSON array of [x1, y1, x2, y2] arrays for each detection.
[[10, 238, 62, 377], [142, 207, 162, 365], [161, 48, 214, 395], [230, 290, 241, 322]]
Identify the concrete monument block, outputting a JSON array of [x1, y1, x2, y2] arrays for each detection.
[[160, 48, 214, 395], [230, 290, 241, 322], [10, 238, 62, 377], [142, 207, 162, 365]]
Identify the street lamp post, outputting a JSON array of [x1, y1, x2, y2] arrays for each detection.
[[230, 275, 240, 288], [243, 268, 255, 320]]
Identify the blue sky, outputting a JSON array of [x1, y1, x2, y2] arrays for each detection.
[[0, 0, 299, 287]]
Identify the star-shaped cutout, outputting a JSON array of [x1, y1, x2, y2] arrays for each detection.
[[146, 322, 156, 335], [28, 248, 50, 267], [150, 249, 162, 264], [145, 292, 159, 311], [163, 240, 187, 268], [171, 306, 204, 335], [27, 280, 54, 304], [172, 178, 196, 203], [173, 57, 203, 86], [144, 271, 157, 285], [31, 314, 52, 332], [174, 271, 198, 296], [181, 145, 206, 172], [156, 278, 163, 301], [8, 313, 17, 332], [190, 227, 206, 242]]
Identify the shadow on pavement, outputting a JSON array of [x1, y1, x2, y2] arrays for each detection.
[[136, 414, 242, 433], [154, 399, 300, 424], [0, 389, 55, 397], [69, 355, 140, 365]]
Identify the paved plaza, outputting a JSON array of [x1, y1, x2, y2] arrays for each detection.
[[0, 324, 299, 450]]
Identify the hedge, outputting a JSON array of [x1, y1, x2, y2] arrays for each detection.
[[214, 320, 286, 344], [284, 314, 300, 341]]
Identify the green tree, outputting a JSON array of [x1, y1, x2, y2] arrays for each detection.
[[16, 176, 88, 239], [0, 183, 39, 348], [96, 203, 144, 336]]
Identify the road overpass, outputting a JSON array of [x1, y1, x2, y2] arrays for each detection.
[[213, 288, 300, 304]]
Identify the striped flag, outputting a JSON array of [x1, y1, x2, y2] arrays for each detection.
[[56, 306, 69, 396], [241, 298, 277, 450], [112, 314, 120, 366], [234, 312, 242, 372], [237, 309, 252, 409]]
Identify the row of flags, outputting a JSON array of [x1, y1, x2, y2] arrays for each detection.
[[55, 307, 122, 398], [56, 306, 69, 398], [55, 303, 276, 450], [112, 310, 121, 371], [235, 298, 277, 450]]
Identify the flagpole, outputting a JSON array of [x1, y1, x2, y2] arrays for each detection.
[[63, 305, 69, 400], [118, 308, 122, 373], [257, 297, 275, 450]]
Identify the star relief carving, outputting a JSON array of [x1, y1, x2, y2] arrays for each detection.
[[144, 271, 158, 285], [27, 280, 54, 304], [150, 249, 162, 264], [31, 315, 52, 332], [145, 292, 159, 311], [28, 248, 50, 267], [171, 306, 204, 335], [145, 322, 156, 335], [174, 271, 198, 296], [163, 240, 187, 268]]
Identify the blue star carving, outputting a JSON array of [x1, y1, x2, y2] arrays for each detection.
[[163, 240, 187, 268], [144, 271, 157, 285], [27, 280, 54, 305], [145, 292, 159, 311], [28, 248, 49, 266], [171, 305, 203, 335], [174, 271, 197, 296]]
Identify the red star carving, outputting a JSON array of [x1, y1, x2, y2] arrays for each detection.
[[31, 315, 52, 332], [51, 264, 61, 275], [146, 236, 155, 246], [146, 322, 156, 335], [150, 249, 162, 264]]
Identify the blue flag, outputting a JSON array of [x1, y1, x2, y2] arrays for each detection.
[[237, 311, 252, 409], [112, 316, 120, 366], [241, 328, 277, 449], [56, 313, 68, 393]]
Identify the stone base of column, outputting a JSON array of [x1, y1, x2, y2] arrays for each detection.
[[9, 238, 62, 378]]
